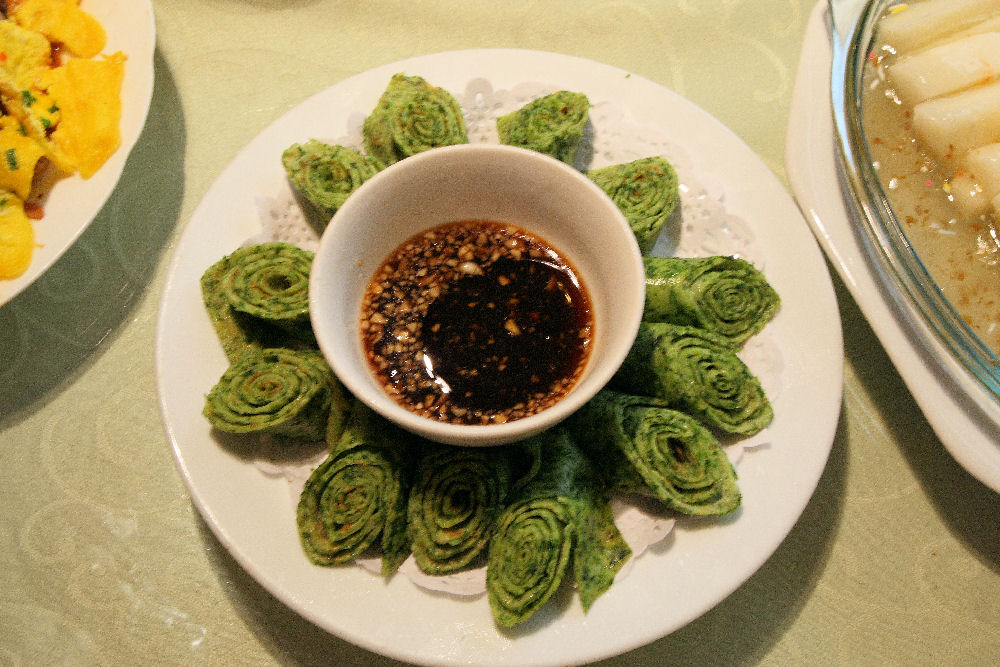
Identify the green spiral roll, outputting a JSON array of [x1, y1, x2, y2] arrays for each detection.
[[570, 389, 740, 516], [642, 255, 780, 345], [200, 242, 316, 361], [486, 429, 630, 628], [587, 156, 679, 253], [202, 348, 335, 441], [296, 402, 415, 576], [406, 443, 522, 575], [496, 90, 590, 165], [324, 388, 355, 448], [611, 322, 773, 436], [362, 73, 468, 167], [281, 140, 379, 225]]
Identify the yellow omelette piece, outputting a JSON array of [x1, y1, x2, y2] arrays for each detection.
[[44, 51, 125, 178], [9, 0, 106, 58], [0, 192, 34, 280], [0, 5, 122, 284], [0, 79, 73, 175], [0, 115, 49, 199], [0, 18, 52, 88], [0, 18, 73, 174]]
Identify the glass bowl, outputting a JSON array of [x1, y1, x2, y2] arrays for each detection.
[[832, 0, 1000, 414]]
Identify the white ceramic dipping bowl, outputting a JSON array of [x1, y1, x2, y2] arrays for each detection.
[[309, 143, 644, 446]]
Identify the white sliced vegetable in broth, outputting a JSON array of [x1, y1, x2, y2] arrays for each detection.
[[889, 32, 1000, 104], [965, 142, 1000, 197], [913, 79, 1000, 167], [948, 172, 993, 218], [879, 0, 1000, 53], [947, 143, 1000, 218]]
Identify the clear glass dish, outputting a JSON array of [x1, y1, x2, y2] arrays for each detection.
[[830, 0, 1000, 410]]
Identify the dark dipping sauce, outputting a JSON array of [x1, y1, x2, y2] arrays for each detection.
[[360, 220, 593, 426]]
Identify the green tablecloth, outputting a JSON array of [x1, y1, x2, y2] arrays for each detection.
[[1, 1, 997, 664]]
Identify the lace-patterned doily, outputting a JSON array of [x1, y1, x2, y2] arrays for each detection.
[[246, 78, 781, 597]]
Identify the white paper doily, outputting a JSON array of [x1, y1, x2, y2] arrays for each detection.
[[244, 77, 780, 597]]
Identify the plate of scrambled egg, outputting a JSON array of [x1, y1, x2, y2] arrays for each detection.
[[0, 0, 155, 306]]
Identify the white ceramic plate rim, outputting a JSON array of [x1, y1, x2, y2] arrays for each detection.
[[156, 49, 843, 665], [0, 0, 156, 306], [787, 1, 1000, 494]]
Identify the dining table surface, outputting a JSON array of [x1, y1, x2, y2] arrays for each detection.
[[2, 0, 999, 664]]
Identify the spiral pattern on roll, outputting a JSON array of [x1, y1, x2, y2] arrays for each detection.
[[613, 322, 773, 435], [587, 156, 679, 253], [297, 403, 414, 574], [202, 348, 334, 440], [486, 429, 629, 627], [200, 242, 317, 359], [362, 73, 467, 167], [642, 255, 779, 345], [407, 445, 515, 575], [487, 497, 573, 628], [496, 90, 590, 164], [572, 390, 740, 515], [219, 242, 313, 329], [298, 447, 395, 564], [281, 140, 379, 221]]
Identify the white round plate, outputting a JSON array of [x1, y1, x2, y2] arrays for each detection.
[[787, 2, 1000, 493], [156, 49, 842, 666], [0, 0, 156, 306]]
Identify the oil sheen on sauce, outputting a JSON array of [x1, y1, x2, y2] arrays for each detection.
[[360, 220, 592, 426]]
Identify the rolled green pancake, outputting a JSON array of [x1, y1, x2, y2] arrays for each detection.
[[200, 242, 317, 361], [642, 255, 780, 345], [297, 402, 415, 575], [496, 90, 590, 164], [202, 348, 335, 441], [586, 156, 679, 253], [486, 429, 631, 628], [611, 322, 773, 436], [281, 140, 379, 225], [362, 73, 468, 167], [406, 443, 522, 575], [570, 389, 740, 516], [324, 389, 355, 448]]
